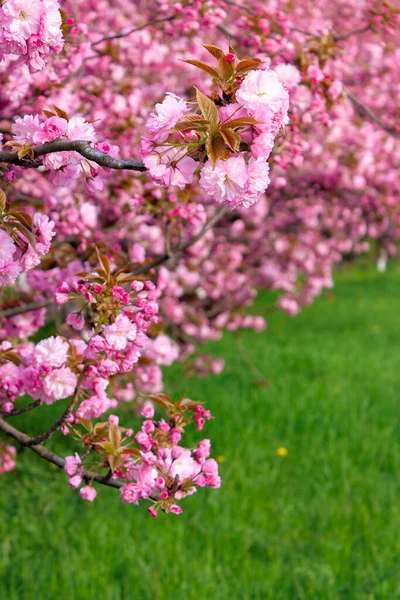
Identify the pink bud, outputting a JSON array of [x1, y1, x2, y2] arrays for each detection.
[[79, 485, 97, 502], [170, 428, 181, 445], [225, 53, 235, 63], [170, 504, 182, 515], [156, 476, 165, 489], [68, 474, 83, 489], [148, 506, 158, 518]]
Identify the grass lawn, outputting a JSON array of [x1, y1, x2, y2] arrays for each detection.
[[1, 265, 400, 599]]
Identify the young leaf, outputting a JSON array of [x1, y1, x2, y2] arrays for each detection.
[[235, 58, 262, 73], [221, 117, 259, 129], [0, 188, 6, 212], [182, 59, 221, 80], [95, 247, 111, 281], [43, 109, 56, 119], [53, 105, 69, 121], [220, 129, 241, 151], [202, 44, 224, 60], [218, 56, 234, 80], [195, 88, 219, 129], [206, 133, 229, 166]]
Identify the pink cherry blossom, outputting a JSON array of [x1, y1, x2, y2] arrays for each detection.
[[42, 367, 78, 403], [79, 485, 97, 502], [145, 92, 188, 142]]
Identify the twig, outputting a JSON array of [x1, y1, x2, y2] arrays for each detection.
[[132, 206, 228, 276], [6, 399, 41, 417], [0, 140, 146, 172], [0, 416, 123, 489], [91, 16, 175, 47], [0, 299, 53, 319], [346, 89, 400, 139]]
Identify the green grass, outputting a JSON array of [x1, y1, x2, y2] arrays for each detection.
[[2, 265, 400, 599]]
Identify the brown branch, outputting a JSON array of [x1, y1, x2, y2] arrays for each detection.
[[0, 416, 123, 489], [0, 299, 53, 319], [346, 90, 400, 139], [91, 16, 175, 47], [24, 365, 88, 447], [132, 205, 228, 276], [6, 399, 41, 417], [0, 140, 146, 172]]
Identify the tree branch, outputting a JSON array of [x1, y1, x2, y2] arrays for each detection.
[[0, 299, 53, 319], [0, 140, 146, 172], [6, 399, 41, 417], [91, 16, 175, 47], [132, 205, 228, 276], [0, 416, 124, 489], [346, 90, 400, 138]]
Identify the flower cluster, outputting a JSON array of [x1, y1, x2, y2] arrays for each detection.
[[141, 44, 289, 209], [0, 442, 16, 473], [8, 109, 117, 189], [64, 397, 220, 516], [0, 211, 55, 286], [0, 0, 63, 72]]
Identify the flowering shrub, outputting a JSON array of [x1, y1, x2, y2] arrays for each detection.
[[0, 0, 399, 515]]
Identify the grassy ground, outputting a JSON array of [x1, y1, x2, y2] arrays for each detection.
[[1, 265, 400, 599]]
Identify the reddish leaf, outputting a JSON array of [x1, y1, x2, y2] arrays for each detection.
[[53, 104, 69, 121], [182, 60, 221, 80], [235, 58, 262, 73], [195, 88, 219, 128], [206, 133, 230, 165], [202, 44, 224, 60], [221, 117, 259, 129], [220, 128, 241, 151]]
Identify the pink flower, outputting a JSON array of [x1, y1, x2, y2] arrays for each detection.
[[33, 213, 55, 254], [169, 504, 183, 514], [66, 312, 85, 331], [42, 367, 78, 403], [67, 116, 96, 142], [251, 131, 275, 160], [34, 336, 69, 367], [275, 64, 301, 89], [199, 156, 247, 206], [35, 116, 68, 143], [68, 474, 83, 489], [103, 315, 137, 351], [64, 453, 81, 477], [166, 447, 200, 484], [148, 506, 158, 518], [120, 483, 141, 504], [243, 158, 271, 207], [0, 444, 16, 473], [0, 229, 21, 286], [146, 92, 188, 142], [236, 69, 289, 134], [79, 485, 97, 501], [11, 114, 42, 144], [142, 144, 196, 189], [1, 0, 41, 38], [141, 404, 154, 419]]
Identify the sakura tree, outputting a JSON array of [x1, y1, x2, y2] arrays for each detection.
[[0, 0, 398, 516]]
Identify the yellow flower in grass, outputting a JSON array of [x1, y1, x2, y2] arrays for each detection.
[[276, 447, 288, 457]]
